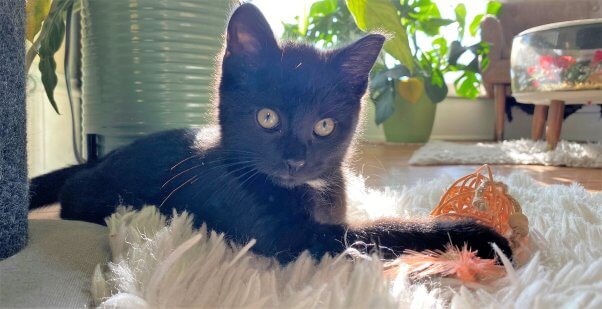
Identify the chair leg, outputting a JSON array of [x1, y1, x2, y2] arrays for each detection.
[[531, 105, 548, 140], [546, 100, 565, 150], [493, 84, 506, 141]]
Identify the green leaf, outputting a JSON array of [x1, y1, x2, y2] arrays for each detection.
[[39, 56, 60, 113], [309, 0, 337, 16], [454, 3, 466, 22], [346, 0, 414, 72], [34, 0, 74, 114], [373, 83, 396, 125], [380, 65, 411, 80], [481, 56, 490, 71], [427, 18, 455, 27], [431, 37, 448, 59], [370, 65, 411, 98], [424, 69, 448, 103], [469, 14, 484, 37], [418, 18, 454, 36], [38, 16, 65, 56], [486, 1, 503, 16], [408, 1, 441, 21], [454, 3, 466, 38], [26, 0, 52, 43], [370, 72, 390, 94], [454, 71, 480, 99]]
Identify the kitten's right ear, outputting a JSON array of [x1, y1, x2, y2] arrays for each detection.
[[332, 34, 385, 95], [225, 3, 278, 59]]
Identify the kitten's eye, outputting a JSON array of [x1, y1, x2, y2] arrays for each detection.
[[257, 108, 279, 129], [314, 118, 335, 137]]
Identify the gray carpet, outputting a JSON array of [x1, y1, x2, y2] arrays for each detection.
[[0, 220, 110, 307], [0, 0, 28, 259]]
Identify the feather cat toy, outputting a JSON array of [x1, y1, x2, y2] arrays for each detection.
[[385, 165, 530, 283]]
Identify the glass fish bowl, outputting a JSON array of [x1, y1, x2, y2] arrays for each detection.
[[511, 19, 602, 102]]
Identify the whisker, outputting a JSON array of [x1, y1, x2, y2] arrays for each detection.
[[195, 161, 259, 209], [233, 166, 256, 183], [238, 169, 260, 188], [163, 165, 204, 189], [211, 149, 258, 156], [171, 149, 256, 171], [214, 162, 256, 183], [160, 175, 199, 208], [171, 153, 202, 171], [163, 159, 255, 189]]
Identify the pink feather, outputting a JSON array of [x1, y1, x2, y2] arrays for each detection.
[[385, 244, 505, 283]]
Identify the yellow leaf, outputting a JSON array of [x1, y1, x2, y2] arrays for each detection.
[[397, 78, 424, 104], [26, 0, 52, 43]]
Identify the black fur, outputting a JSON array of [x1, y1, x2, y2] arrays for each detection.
[[29, 3, 511, 264], [29, 163, 94, 209]]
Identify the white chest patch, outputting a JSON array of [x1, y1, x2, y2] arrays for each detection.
[[306, 179, 327, 190]]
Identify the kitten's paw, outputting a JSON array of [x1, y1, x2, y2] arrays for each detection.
[[438, 220, 512, 261]]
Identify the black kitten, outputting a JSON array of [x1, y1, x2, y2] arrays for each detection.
[[30, 4, 511, 263]]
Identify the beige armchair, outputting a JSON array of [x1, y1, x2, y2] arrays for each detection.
[[480, 0, 602, 141]]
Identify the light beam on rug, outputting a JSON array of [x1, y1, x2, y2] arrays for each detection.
[[409, 139, 602, 168]]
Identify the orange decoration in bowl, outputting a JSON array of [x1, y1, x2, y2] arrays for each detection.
[[430, 164, 528, 248]]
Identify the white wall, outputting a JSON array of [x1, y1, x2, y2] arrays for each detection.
[[503, 104, 602, 142], [360, 96, 602, 142], [27, 43, 78, 177], [431, 97, 495, 141]]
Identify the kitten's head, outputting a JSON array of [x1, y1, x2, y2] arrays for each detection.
[[218, 3, 384, 188]]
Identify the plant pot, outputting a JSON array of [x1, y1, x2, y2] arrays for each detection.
[[382, 93, 436, 143], [80, 0, 229, 156]]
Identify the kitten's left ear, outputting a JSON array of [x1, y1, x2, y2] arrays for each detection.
[[333, 34, 385, 94], [225, 3, 278, 59]]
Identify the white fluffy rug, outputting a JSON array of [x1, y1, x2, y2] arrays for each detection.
[[409, 139, 602, 168], [92, 173, 602, 308]]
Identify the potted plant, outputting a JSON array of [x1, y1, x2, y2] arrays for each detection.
[[25, 0, 229, 157], [286, 0, 502, 143]]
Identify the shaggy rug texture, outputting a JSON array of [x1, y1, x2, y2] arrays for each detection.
[[409, 139, 602, 168], [92, 174, 602, 308]]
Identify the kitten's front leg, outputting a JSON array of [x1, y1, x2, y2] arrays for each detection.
[[308, 186, 347, 225], [307, 170, 347, 225], [349, 219, 512, 260]]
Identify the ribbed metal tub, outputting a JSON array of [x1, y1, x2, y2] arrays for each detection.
[[80, 0, 229, 155]]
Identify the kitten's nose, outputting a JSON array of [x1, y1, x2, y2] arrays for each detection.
[[285, 159, 305, 172]]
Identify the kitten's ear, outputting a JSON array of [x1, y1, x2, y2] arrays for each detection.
[[333, 34, 385, 94], [225, 3, 278, 59]]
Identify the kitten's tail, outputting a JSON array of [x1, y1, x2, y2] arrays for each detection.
[[29, 162, 94, 209]]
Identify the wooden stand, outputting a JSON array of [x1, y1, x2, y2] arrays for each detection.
[[531, 105, 548, 140], [546, 100, 565, 150], [494, 84, 506, 141]]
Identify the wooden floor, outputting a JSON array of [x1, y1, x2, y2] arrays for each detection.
[[353, 143, 602, 192], [29, 142, 601, 220]]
